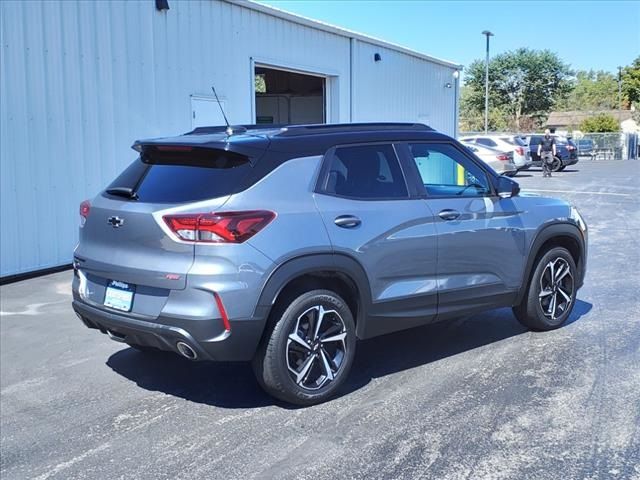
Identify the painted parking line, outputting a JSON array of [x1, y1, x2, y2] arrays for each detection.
[[523, 189, 632, 197]]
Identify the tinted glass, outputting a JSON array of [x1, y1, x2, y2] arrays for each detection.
[[477, 138, 497, 147], [107, 150, 251, 203], [409, 143, 491, 197], [529, 136, 541, 146], [323, 144, 408, 199]]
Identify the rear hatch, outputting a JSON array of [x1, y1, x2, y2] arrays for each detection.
[[75, 143, 261, 314]]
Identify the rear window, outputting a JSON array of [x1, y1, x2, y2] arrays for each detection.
[[107, 147, 251, 203], [499, 136, 527, 146]]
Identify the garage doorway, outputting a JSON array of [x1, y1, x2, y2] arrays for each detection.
[[254, 66, 326, 125]]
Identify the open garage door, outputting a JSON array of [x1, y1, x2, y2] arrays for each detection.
[[255, 66, 326, 125]]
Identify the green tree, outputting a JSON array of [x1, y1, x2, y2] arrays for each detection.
[[622, 56, 640, 105], [459, 85, 509, 131], [557, 70, 619, 111], [579, 114, 619, 132], [463, 48, 572, 131]]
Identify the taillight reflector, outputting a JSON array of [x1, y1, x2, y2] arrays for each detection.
[[213, 292, 231, 332], [163, 211, 276, 243], [496, 154, 510, 161]]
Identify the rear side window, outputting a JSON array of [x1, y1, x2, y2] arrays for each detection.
[[321, 144, 408, 199], [106, 147, 251, 203], [529, 136, 541, 146], [476, 138, 497, 147]]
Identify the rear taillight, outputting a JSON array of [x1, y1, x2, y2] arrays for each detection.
[[515, 146, 524, 156], [163, 211, 276, 243], [79, 200, 91, 227], [496, 154, 510, 161]]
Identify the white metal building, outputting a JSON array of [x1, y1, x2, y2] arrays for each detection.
[[0, 0, 461, 278]]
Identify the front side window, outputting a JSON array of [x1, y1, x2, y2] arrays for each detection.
[[322, 144, 408, 199], [409, 143, 491, 197]]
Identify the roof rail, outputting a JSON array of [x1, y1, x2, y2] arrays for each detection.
[[276, 122, 433, 136], [186, 124, 286, 135]]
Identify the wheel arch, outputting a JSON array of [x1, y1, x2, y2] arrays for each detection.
[[516, 223, 586, 305], [254, 253, 372, 340]]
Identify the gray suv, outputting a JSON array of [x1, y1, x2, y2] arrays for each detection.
[[72, 123, 588, 405]]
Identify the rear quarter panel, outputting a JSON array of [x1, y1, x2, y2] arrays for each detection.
[[192, 155, 331, 321]]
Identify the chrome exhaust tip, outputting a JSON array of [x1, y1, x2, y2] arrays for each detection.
[[106, 329, 126, 343], [176, 341, 197, 360]]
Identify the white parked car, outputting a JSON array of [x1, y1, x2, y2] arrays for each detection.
[[460, 135, 531, 171], [462, 142, 518, 176]]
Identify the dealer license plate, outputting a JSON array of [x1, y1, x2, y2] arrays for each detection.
[[104, 280, 135, 312]]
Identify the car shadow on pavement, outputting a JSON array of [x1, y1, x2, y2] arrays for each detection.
[[106, 300, 592, 409]]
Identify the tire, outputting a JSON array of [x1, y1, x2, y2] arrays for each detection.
[[252, 289, 356, 406], [558, 165, 567, 171], [551, 157, 562, 172], [513, 247, 577, 331]]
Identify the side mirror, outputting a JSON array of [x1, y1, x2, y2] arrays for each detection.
[[497, 175, 520, 198]]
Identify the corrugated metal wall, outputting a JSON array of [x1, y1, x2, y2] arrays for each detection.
[[0, 0, 458, 277], [352, 40, 458, 134]]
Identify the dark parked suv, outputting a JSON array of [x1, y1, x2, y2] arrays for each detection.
[[527, 134, 579, 171], [73, 123, 588, 405]]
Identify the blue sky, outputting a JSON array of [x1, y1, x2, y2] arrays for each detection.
[[259, 1, 640, 78]]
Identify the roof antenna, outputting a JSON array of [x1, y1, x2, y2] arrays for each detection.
[[211, 85, 233, 136]]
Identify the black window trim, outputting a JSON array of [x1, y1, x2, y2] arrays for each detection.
[[398, 140, 500, 199], [314, 141, 414, 201]]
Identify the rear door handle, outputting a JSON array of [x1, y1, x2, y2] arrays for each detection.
[[334, 215, 361, 228], [438, 209, 461, 221]]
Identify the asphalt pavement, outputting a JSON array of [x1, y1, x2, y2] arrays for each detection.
[[1, 160, 639, 480]]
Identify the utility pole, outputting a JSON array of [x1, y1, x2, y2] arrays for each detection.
[[482, 31, 494, 133], [618, 66, 623, 109]]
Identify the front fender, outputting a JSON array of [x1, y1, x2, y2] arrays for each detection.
[[516, 221, 586, 304]]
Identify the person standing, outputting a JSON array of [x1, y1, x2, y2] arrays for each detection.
[[537, 129, 557, 177]]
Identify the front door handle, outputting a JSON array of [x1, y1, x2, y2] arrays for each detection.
[[438, 209, 461, 221], [334, 215, 361, 228]]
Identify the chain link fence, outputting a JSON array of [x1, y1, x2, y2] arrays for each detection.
[[459, 132, 639, 160], [574, 132, 638, 160]]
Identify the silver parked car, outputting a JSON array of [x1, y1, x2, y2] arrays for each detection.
[[73, 123, 588, 405], [460, 134, 531, 171], [462, 141, 518, 176]]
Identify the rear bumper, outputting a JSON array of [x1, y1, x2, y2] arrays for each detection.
[[517, 161, 533, 171], [73, 299, 267, 362]]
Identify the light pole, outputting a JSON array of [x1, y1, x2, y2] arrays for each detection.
[[618, 66, 623, 109], [482, 30, 494, 133]]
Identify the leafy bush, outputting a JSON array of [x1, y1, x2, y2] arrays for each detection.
[[579, 114, 619, 132]]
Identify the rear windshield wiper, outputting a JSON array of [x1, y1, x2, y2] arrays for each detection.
[[105, 187, 138, 200]]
